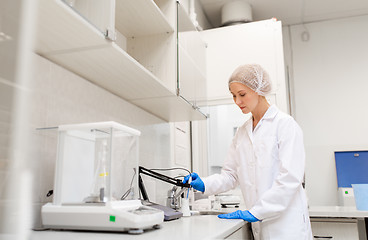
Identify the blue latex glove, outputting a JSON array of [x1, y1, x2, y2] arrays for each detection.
[[183, 172, 205, 192], [218, 210, 259, 222]]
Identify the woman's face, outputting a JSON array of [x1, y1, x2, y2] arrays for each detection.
[[229, 82, 259, 114]]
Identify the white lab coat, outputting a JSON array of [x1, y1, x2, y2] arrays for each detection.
[[202, 105, 313, 240]]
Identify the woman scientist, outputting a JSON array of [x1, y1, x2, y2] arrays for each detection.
[[184, 64, 313, 240]]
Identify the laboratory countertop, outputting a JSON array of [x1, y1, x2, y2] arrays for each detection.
[[309, 206, 368, 218], [31, 214, 247, 240]]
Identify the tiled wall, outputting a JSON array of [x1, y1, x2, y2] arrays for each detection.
[[29, 54, 174, 228]]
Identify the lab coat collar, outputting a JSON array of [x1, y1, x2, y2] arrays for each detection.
[[246, 105, 279, 138], [262, 104, 279, 120]]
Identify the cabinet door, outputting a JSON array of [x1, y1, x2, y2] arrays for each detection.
[[173, 121, 191, 169], [177, 2, 207, 108], [62, 0, 115, 38], [225, 224, 253, 240], [311, 219, 359, 240], [200, 19, 287, 112]]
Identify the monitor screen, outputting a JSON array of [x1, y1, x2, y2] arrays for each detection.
[[335, 151, 368, 188]]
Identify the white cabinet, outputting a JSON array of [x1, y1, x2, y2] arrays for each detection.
[[225, 224, 253, 240], [200, 19, 287, 112], [309, 206, 368, 240], [34, 0, 207, 122], [311, 218, 366, 240], [172, 121, 191, 169]]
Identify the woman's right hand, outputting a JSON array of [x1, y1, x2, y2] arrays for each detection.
[[183, 172, 205, 192]]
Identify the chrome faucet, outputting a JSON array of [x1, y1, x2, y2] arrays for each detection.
[[167, 186, 188, 210]]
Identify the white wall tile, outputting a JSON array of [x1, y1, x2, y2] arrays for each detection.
[[28, 54, 174, 228]]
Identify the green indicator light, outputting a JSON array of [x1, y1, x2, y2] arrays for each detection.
[[110, 215, 116, 222], [345, 191, 348, 194]]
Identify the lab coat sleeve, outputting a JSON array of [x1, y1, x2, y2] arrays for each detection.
[[249, 118, 305, 221], [202, 139, 239, 196]]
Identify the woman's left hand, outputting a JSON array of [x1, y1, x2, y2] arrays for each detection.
[[218, 210, 259, 222]]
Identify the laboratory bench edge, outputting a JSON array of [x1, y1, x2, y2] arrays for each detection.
[[31, 215, 251, 240], [309, 206, 368, 218]]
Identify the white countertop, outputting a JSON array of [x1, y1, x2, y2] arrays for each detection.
[[309, 206, 368, 218], [33, 205, 368, 239], [31, 215, 247, 240]]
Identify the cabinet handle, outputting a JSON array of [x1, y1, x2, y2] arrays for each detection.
[[314, 236, 333, 239]]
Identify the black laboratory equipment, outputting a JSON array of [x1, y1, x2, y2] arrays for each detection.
[[138, 166, 191, 221]]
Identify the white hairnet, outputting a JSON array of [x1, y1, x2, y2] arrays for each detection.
[[228, 64, 272, 96]]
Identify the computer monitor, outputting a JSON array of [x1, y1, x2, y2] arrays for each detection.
[[335, 150, 368, 188]]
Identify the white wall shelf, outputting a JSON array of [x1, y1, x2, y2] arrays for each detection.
[[34, 0, 206, 122], [115, 0, 174, 38]]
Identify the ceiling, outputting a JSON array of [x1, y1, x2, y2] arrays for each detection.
[[199, 0, 368, 27]]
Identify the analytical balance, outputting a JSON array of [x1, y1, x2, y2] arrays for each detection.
[[41, 122, 164, 233]]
